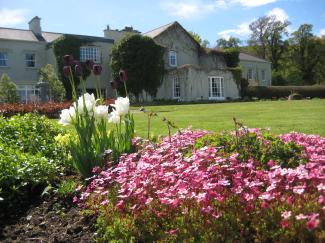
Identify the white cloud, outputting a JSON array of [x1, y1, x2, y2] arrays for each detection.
[[231, 0, 277, 7], [160, 0, 220, 19], [217, 21, 251, 40], [319, 28, 325, 37], [0, 8, 27, 27], [267, 8, 288, 22]]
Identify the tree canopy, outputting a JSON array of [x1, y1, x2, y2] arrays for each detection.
[[216, 37, 241, 49], [188, 31, 210, 48], [249, 15, 290, 70], [110, 34, 165, 100]]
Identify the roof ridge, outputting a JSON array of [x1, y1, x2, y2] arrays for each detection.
[[142, 21, 177, 35], [0, 27, 32, 32]]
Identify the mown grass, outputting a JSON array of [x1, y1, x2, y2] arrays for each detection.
[[54, 99, 325, 137], [131, 99, 325, 137]]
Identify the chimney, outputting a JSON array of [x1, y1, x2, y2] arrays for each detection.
[[28, 16, 42, 35]]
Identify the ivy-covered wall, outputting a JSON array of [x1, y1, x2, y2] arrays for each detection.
[[50, 35, 92, 99]]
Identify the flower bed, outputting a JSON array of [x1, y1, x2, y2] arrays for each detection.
[[0, 99, 114, 118], [79, 128, 325, 242]]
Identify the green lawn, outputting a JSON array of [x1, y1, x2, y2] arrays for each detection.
[[131, 99, 325, 137]]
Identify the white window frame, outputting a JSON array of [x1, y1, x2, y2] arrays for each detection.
[[247, 68, 253, 80], [169, 50, 177, 67], [261, 69, 266, 81], [25, 53, 36, 68], [17, 85, 38, 104], [80, 46, 100, 63], [209, 76, 225, 100], [0, 52, 8, 67], [173, 76, 180, 98]]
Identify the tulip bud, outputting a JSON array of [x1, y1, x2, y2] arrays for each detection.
[[119, 70, 128, 82], [85, 60, 94, 70], [93, 64, 102, 75], [63, 66, 72, 78], [75, 64, 83, 77], [63, 55, 74, 66], [110, 80, 117, 90]]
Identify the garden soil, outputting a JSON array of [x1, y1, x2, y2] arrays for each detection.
[[0, 194, 96, 242]]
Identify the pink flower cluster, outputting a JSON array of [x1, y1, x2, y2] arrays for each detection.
[[80, 129, 325, 231]]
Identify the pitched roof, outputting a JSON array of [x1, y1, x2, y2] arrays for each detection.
[[239, 52, 271, 63], [143, 21, 203, 51], [0, 28, 39, 42], [0, 28, 114, 43], [143, 22, 176, 39]]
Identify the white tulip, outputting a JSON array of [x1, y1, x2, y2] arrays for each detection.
[[94, 105, 109, 119], [108, 110, 120, 124], [58, 106, 76, 126], [75, 93, 96, 114], [112, 97, 129, 116]]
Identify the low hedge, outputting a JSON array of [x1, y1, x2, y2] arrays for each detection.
[[243, 85, 325, 99]]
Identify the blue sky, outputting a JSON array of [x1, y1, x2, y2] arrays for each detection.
[[0, 0, 324, 46]]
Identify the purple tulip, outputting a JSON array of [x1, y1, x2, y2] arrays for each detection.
[[110, 80, 117, 90], [119, 70, 128, 82], [63, 66, 72, 78], [86, 60, 94, 70], [75, 64, 83, 77], [93, 64, 102, 75], [63, 55, 74, 66]]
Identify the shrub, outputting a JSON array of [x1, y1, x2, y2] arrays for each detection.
[[39, 64, 66, 102], [194, 128, 307, 169], [79, 128, 325, 242], [0, 114, 67, 201], [243, 85, 325, 99], [272, 71, 287, 86], [0, 73, 18, 103]]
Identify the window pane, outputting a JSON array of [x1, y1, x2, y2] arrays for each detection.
[[80, 47, 100, 63], [25, 53, 35, 67], [169, 51, 177, 67], [173, 77, 180, 97], [0, 52, 8, 66]]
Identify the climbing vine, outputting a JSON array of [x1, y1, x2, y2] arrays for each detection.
[[50, 35, 92, 99], [221, 48, 248, 97]]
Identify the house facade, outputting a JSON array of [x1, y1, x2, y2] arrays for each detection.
[[0, 16, 116, 103], [239, 52, 272, 86], [0, 17, 270, 103], [143, 22, 239, 101]]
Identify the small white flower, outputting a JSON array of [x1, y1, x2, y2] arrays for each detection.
[[112, 97, 129, 116], [108, 110, 120, 124], [58, 106, 76, 126], [94, 105, 109, 119]]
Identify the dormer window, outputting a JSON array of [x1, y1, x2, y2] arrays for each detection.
[[80, 47, 100, 63], [169, 50, 177, 67]]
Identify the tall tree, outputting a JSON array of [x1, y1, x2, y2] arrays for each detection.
[[265, 16, 290, 70], [249, 15, 290, 70], [216, 37, 241, 48], [248, 16, 271, 59], [289, 24, 325, 85], [110, 34, 165, 100], [188, 31, 210, 48]]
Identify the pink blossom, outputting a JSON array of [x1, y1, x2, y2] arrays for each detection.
[[306, 219, 320, 230], [281, 211, 292, 220]]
